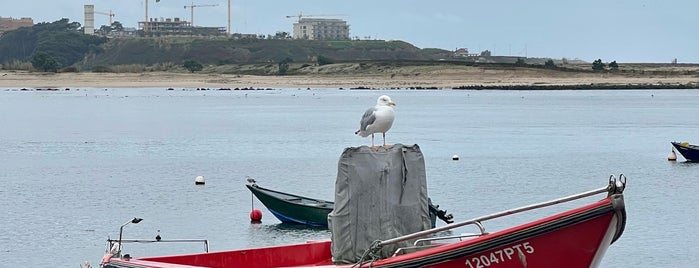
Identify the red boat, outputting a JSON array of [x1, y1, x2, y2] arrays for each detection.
[[101, 175, 627, 268]]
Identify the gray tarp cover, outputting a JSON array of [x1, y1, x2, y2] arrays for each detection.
[[328, 144, 431, 263]]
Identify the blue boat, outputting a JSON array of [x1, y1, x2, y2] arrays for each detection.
[[671, 141, 699, 161]]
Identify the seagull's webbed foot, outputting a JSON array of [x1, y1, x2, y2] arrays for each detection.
[[371, 145, 380, 151], [383, 144, 392, 150]]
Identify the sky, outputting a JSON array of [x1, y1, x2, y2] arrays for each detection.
[[2, 0, 697, 63]]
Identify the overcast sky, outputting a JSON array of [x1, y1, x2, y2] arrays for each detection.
[[3, 0, 697, 63]]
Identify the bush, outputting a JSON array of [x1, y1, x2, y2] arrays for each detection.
[[31, 52, 60, 72], [60, 66, 80, 73], [183, 60, 203, 73], [92, 66, 112, 73], [608, 61, 619, 71], [592, 59, 606, 71], [2, 60, 33, 71], [544, 59, 556, 69], [111, 64, 146, 73], [317, 55, 335, 66]]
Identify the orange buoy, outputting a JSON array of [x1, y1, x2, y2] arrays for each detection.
[[250, 209, 262, 223]]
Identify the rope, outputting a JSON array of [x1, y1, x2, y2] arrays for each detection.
[[352, 240, 383, 268]]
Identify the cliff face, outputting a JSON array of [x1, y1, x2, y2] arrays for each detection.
[[82, 37, 452, 67]]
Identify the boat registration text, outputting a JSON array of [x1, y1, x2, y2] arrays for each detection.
[[464, 241, 535, 268]]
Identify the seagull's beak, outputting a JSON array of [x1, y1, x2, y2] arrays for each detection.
[[389, 101, 396, 106]]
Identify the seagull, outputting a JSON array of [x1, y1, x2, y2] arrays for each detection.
[[355, 95, 396, 150], [246, 176, 256, 184]]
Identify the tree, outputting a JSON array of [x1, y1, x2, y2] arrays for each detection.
[[544, 59, 556, 69], [0, 19, 107, 67], [515, 57, 526, 66], [183, 60, 203, 73], [608, 60, 619, 71], [592, 59, 606, 71], [111, 21, 124, 32], [98, 25, 112, 35], [274, 31, 291, 39], [278, 57, 292, 75], [31, 52, 60, 72]]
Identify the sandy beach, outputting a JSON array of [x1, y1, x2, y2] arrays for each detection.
[[1, 65, 698, 89]]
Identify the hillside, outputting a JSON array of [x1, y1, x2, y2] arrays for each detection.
[[82, 37, 453, 68]]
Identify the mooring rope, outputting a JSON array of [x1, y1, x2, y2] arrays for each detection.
[[352, 240, 383, 268]]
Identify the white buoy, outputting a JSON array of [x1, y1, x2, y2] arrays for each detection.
[[452, 155, 460, 161], [668, 149, 677, 161], [195, 175, 205, 185]]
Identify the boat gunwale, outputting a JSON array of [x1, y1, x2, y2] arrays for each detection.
[[246, 184, 334, 208]]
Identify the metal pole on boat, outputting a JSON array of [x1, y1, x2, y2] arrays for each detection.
[[118, 218, 143, 256]]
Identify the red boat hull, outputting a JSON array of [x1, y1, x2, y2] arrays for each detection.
[[104, 193, 625, 268]]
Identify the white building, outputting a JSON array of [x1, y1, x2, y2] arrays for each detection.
[[292, 18, 349, 40]]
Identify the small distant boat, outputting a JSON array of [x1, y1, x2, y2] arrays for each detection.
[[245, 183, 454, 228], [671, 141, 699, 161], [100, 176, 628, 268]]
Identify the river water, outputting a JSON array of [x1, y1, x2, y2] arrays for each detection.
[[1, 87, 698, 267]]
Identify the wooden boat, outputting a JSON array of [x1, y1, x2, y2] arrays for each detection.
[[101, 175, 627, 268], [671, 141, 699, 161], [245, 183, 454, 227], [246, 183, 334, 227]]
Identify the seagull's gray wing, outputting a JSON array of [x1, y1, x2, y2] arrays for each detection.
[[359, 107, 377, 132]]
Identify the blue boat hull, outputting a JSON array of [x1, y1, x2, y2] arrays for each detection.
[[671, 142, 699, 162]]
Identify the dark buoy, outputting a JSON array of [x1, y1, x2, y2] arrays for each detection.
[[668, 148, 677, 161], [250, 209, 262, 223]]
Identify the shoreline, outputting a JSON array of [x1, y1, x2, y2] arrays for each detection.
[[1, 68, 698, 90]]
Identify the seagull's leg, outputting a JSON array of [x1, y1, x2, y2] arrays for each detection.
[[382, 132, 392, 149], [371, 133, 379, 150]]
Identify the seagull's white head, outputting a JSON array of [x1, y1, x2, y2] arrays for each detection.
[[377, 95, 396, 107]]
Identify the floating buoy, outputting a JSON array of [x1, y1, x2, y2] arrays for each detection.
[[452, 155, 460, 161], [195, 175, 205, 185], [250, 209, 262, 223], [668, 149, 677, 161]]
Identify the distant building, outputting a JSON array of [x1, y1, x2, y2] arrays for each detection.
[[84, 5, 95, 35], [140, 17, 192, 34], [453, 48, 478, 58], [0, 17, 33, 36], [139, 17, 225, 36], [292, 18, 349, 40]]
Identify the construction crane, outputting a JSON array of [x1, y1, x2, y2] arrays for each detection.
[[94, 10, 115, 25], [285, 13, 345, 22], [184, 1, 218, 26]]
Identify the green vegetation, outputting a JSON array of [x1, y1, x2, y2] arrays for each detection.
[[31, 52, 59, 72], [277, 57, 292, 75], [609, 60, 619, 70], [183, 60, 203, 73], [592, 59, 606, 71], [544, 59, 556, 69], [317, 55, 335, 66], [0, 19, 107, 70]]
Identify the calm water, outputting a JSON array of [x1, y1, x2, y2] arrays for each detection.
[[1, 88, 698, 267]]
